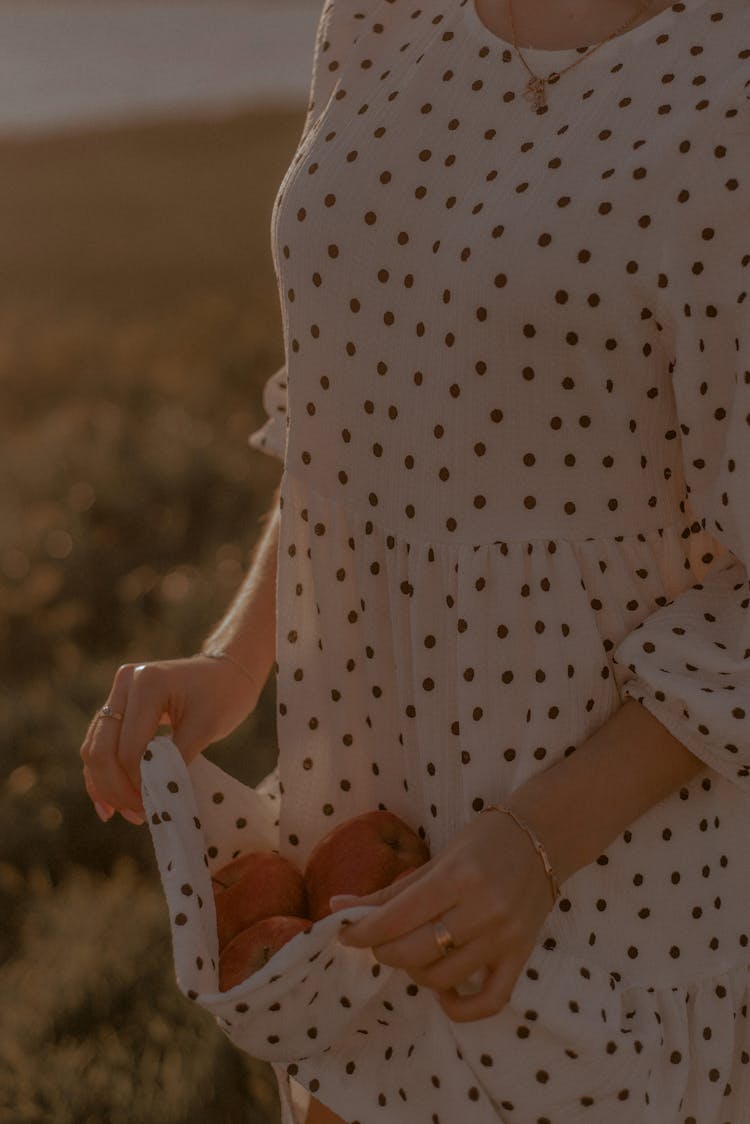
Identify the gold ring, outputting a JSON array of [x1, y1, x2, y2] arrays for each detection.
[[100, 704, 124, 721], [432, 917, 457, 957]]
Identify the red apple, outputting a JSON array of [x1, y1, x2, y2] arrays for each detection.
[[212, 851, 308, 952], [304, 810, 430, 922], [329, 863, 424, 914], [219, 915, 313, 991]]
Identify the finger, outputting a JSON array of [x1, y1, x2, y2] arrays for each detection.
[[82, 763, 115, 821], [117, 663, 171, 798], [79, 709, 101, 765], [338, 859, 458, 949], [79, 696, 115, 769], [86, 669, 144, 813], [117, 807, 146, 826], [87, 717, 144, 814], [406, 930, 496, 992], [79, 663, 134, 771], [436, 955, 518, 1024], [368, 893, 481, 972]]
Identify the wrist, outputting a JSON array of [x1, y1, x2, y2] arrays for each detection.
[[481, 803, 561, 908], [502, 785, 575, 888], [203, 610, 275, 688], [197, 648, 263, 694]]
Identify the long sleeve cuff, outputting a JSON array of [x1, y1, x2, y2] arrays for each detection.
[[613, 552, 750, 788]]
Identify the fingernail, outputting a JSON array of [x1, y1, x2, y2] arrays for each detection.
[[94, 801, 113, 822], [120, 808, 145, 825], [337, 917, 358, 942]]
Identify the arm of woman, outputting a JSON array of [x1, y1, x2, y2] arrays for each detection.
[[505, 696, 707, 888], [334, 697, 705, 1024], [79, 484, 280, 822]]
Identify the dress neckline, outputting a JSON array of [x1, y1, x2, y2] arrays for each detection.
[[461, 0, 701, 58]]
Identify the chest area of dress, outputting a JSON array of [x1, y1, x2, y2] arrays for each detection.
[[274, 94, 694, 538], [272, 39, 702, 439], [273, 26, 700, 326]]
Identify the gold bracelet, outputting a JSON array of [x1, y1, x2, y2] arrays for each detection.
[[480, 803, 562, 907], [200, 649, 257, 685]]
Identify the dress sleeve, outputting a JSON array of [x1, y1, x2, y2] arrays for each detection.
[[248, 0, 375, 465], [611, 167, 750, 789]]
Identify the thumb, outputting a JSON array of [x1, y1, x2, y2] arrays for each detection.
[[118, 693, 165, 806]]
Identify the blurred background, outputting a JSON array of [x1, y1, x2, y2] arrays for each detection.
[[0, 2, 321, 1120]]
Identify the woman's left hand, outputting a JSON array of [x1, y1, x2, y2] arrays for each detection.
[[334, 808, 558, 1023]]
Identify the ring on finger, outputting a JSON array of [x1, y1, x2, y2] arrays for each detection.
[[100, 703, 124, 722], [432, 916, 458, 957]]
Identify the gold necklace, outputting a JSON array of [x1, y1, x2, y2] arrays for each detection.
[[507, 0, 660, 110]]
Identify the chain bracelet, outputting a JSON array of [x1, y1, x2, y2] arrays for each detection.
[[480, 802, 562, 906]]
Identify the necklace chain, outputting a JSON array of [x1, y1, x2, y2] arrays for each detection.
[[507, 0, 660, 110]]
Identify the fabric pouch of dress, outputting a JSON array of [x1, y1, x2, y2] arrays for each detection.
[[141, 735, 664, 1124], [139, 734, 395, 1062]]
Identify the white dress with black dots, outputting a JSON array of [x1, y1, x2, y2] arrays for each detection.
[[247, 1, 750, 1120]]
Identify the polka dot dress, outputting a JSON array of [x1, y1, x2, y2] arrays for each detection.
[[247, 0, 750, 1120]]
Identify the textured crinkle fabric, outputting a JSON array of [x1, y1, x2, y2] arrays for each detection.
[[240, 0, 750, 1119], [142, 736, 750, 1124]]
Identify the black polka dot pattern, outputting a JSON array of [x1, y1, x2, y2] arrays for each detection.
[[239, 0, 750, 1119], [143, 722, 750, 1123]]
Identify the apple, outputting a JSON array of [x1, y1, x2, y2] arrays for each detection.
[[328, 863, 424, 914], [304, 810, 430, 922], [212, 851, 308, 952], [218, 915, 313, 991]]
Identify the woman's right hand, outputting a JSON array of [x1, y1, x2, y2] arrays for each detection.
[[79, 653, 266, 825]]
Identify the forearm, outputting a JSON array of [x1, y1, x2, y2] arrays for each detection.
[[505, 697, 707, 887], [202, 482, 280, 689]]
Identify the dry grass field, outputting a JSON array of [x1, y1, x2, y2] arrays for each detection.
[[0, 106, 307, 1123]]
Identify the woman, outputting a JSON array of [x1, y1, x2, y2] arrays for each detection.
[[80, 0, 750, 1121]]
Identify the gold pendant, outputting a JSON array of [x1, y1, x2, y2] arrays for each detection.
[[525, 75, 547, 110]]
